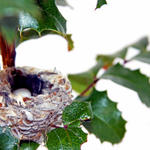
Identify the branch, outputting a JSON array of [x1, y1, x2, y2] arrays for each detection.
[[79, 58, 132, 96], [0, 33, 16, 69], [80, 78, 100, 96]]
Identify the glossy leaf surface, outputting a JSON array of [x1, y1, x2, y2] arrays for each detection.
[[102, 63, 150, 107], [79, 89, 126, 144], [63, 101, 93, 126], [47, 127, 87, 150]]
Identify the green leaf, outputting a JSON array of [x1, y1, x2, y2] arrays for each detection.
[[0, 0, 39, 44], [96, 55, 114, 67], [96, 48, 128, 67], [79, 89, 126, 144], [102, 63, 150, 107], [63, 101, 93, 126], [56, 0, 72, 8], [18, 0, 74, 51], [96, 0, 107, 9], [133, 51, 150, 64], [0, 0, 39, 18], [20, 141, 39, 150], [118, 37, 149, 54], [0, 127, 19, 150], [0, 16, 18, 44], [68, 61, 103, 95], [46, 127, 87, 150], [130, 36, 149, 51], [56, 0, 68, 6], [96, 37, 148, 68]]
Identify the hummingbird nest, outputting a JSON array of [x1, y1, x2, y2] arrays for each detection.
[[0, 67, 72, 143]]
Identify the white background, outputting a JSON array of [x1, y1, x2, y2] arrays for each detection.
[[15, 0, 150, 149]]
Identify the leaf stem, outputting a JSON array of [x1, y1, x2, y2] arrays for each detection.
[[80, 78, 100, 96], [0, 33, 16, 69], [80, 57, 133, 96]]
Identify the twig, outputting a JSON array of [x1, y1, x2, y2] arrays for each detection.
[[80, 58, 132, 96], [80, 78, 100, 96]]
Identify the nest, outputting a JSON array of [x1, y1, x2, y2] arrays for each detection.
[[0, 67, 72, 143]]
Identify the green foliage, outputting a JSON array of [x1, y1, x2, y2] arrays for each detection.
[[18, 0, 74, 51], [46, 127, 87, 150], [102, 63, 150, 107], [78, 89, 126, 144], [1, 1, 150, 149], [65, 36, 150, 147], [133, 51, 150, 64], [0, 127, 19, 150], [56, 0, 70, 7], [0, 0, 39, 17], [63, 101, 93, 126], [130, 36, 149, 51], [0, 16, 18, 44], [19, 141, 39, 150], [96, 48, 128, 67], [68, 61, 103, 95], [96, 37, 149, 68], [0, 0, 39, 44], [96, 0, 107, 9], [0, 0, 74, 50], [119, 37, 149, 53]]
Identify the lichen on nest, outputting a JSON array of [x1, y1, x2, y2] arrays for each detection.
[[0, 66, 72, 143]]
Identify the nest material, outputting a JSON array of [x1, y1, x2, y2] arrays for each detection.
[[0, 67, 72, 143]]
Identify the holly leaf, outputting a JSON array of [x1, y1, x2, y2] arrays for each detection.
[[133, 51, 150, 64], [79, 89, 126, 144], [0, 0, 39, 44], [46, 127, 87, 150], [118, 36, 149, 54], [56, 0, 72, 9], [18, 0, 74, 51], [130, 36, 149, 51], [96, 0, 107, 9], [68, 61, 103, 95], [96, 48, 128, 68], [56, 0, 69, 6], [0, 16, 18, 44], [96, 37, 149, 68], [62, 101, 93, 126], [0, 0, 39, 17], [102, 63, 150, 107], [19, 141, 39, 150], [0, 127, 19, 150]]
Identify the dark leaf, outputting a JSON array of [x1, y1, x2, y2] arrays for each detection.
[[56, 0, 68, 6], [46, 127, 87, 150], [102, 63, 150, 107], [63, 101, 93, 126], [96, 54, 114, 67], [133, 51, 150, 64], [0, 16, 18, 44], [56, 0, 72, 8], [96, 37, 148, 67], [118, 37, 149, 54], [96, 0, 107, 9], [130, 36, 149, 51], [80, 89, 126, 144], [18, 0, 74, 51], [0, 0, 39, 17], [19, 141, 39, 150], [0, 0, 39, 44], [0, 127, 19, 150], [68, 61, 103, 95], [96, 48, 128, 67]]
